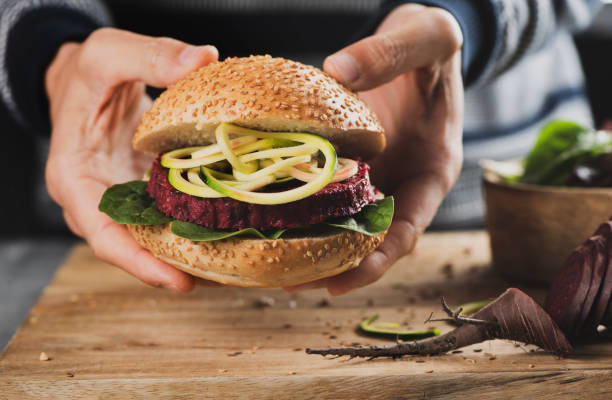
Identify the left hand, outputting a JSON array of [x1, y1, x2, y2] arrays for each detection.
[[286, 4, 464, 295], [45, 28, 219, 292]]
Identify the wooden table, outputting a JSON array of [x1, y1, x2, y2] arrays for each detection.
[[2, 231, 612, 399]]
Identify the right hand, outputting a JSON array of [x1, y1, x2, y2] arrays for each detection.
[[45, 28, 218, 292], [287, 5, 464, 295]]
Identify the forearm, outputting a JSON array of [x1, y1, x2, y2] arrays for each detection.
[[0, 0, 111, 135]]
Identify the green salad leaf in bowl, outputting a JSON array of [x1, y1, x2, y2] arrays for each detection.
[[483, 120, 612, 187]]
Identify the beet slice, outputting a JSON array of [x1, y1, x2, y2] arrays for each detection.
[[574, 231, 607, 335], [602, 265, 612, 326], [603, 296, 612, 326], [580, 222, 612, 335], [545, 238, 594, 336]]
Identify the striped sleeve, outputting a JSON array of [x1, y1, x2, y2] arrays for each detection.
[[378, 0, 603, 86], [0, 0, 111, 134], [479, 0, 604, 84]]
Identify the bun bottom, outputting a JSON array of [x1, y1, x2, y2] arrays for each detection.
[[127, 224, 385, 287]]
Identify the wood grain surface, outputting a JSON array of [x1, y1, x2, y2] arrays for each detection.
[[2, 231, 612, 399]]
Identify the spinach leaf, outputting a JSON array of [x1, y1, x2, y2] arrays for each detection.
[[98, 181, 172, 225], [171, 221, 285, 241], [520, 120, 612, 185], [327, 196, 394, 236]]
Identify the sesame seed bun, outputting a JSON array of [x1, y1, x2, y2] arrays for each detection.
[[127, 224, 385, 287], [133, 55, 385, 159]]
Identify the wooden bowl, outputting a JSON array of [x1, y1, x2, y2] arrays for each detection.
[[483, 169, 612, 284]]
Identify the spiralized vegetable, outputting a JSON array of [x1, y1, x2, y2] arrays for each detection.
[[162, 122, 360, 204], [289, 157, 358, 183]]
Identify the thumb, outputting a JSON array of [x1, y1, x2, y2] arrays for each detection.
[[80, 28, 219, 88], [324, 8, 462, 91]]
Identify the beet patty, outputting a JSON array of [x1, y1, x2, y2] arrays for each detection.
[[147, 156, 376, 231]]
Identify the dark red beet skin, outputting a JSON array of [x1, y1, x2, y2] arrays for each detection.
[[546, 218, 612, 340], [545, 239, 594, 336], [575, 233, 607, 337], [579, 222, 612, 336], [147, 156, 376, 231]]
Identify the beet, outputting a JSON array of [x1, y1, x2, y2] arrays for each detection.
[[307, 288, 572, 358], [545, 239, 595, 335], [573, 232, 607, 336], [603, 296, 612, 326], [579, 222, 612, 336], [602, 269, 612, 326]]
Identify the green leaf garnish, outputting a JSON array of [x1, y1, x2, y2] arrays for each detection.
[[520, 120, 612, 185], [327, 196, 394, 236], [98, 181, 172, 225], [171, 221, 285, 241]]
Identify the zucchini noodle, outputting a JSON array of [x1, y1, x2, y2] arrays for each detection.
[[162, 122, 360, 204], [231, 154, 311, 182], [190, 136, 256, 159], [216, 123, 258, 174]]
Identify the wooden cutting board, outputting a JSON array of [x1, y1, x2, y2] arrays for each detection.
[[2, 231, 612, 399]]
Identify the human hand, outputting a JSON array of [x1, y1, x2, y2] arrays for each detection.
[[287, 4, 464, 295], [45, 28, 218, 292]]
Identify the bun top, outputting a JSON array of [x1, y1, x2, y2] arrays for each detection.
[[133, 55, 385, 159]]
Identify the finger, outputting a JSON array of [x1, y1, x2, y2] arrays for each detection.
[[284, 218, 417, 294], [323, 169, 451, 295], [283, 279, 328, 293], [194, 278, 225, 288], [67, 177, 195, 292], [63, 210, 84, 237], [324, 8, 462, 91], [91, 219, 195, 292], [79, 28, 218, 88], [324, 220, 417, 296]]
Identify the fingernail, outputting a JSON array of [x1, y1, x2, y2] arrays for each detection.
[[203, 45, 219, 60], [284, 281, 325, 292], [328, 286, 348, 296], [327, 53, 360, 83], [179, 45, 218, 66], [162, 282, 179, 291], [179, 46, 199, 65], [162, 280, 192, 293]]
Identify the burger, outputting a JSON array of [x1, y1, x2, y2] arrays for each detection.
[[99, 55, 393, 287]]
